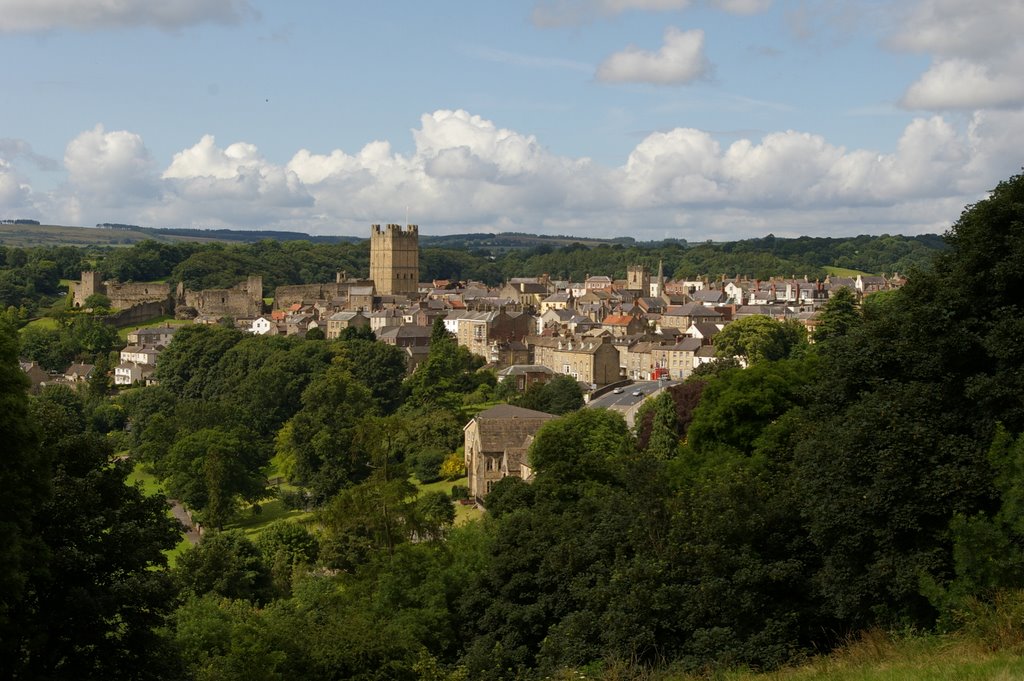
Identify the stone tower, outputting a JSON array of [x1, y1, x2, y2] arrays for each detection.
[[626, 265, 650, 293], [73, 270, 103, 308], [370, 223, 419, 295]]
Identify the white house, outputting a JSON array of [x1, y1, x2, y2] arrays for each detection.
[[250, 316, 275, 335]]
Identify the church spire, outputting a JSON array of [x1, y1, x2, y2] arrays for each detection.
[[652, 259, 664, 298]]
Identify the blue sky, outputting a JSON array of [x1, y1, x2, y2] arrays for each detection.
[[1, 0, 1022, 240]]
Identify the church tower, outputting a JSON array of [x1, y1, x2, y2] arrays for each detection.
[[370, 223, 419, 295], [626, 264, 650, 294]]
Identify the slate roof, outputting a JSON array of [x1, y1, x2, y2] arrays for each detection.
[[470, 404, 556, 453]]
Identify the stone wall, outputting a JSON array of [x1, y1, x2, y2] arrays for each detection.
[[102, 301, 169, 328], [184, 275, 263, 319], [106, 281, 172, 310]]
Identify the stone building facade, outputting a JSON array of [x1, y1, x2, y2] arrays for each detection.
[[369, 223, 419, 295], [463, 404, 555, 503], [527, 335, 621, 387]]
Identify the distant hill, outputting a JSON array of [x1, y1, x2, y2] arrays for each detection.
[[0, 223, 361, 247], [0, 223, 653, 249]]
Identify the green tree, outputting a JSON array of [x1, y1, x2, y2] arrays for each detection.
[[165, 428, 268, 529], [923, 427, 1024, 615], [175, 531, 274, 603], [6, 393, 181, 679], [683, 358, 815, 461], [84, 292, 112, 310], [337, 337, 407, 413], [276, 364, 377, 503], [635, 392, 681, 459], [813, 286, 860, 344], [155, 324, 244, 398], [513, 374, 584, 415], [19, 325, 71, 370], [405, 318, 482, 410], [255, 521, 319, 595], [0, 318, 48, 657], [714, 315, 807, 365], [782, 174, 1024, 632]]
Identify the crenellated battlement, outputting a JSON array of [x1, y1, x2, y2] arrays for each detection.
[[371, 223, 418, 237]]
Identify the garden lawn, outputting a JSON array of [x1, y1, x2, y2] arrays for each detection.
[[224, 498, 314, 540], [414, 475, 482, 526], [117, 317, 191, 341], [20, 317, 59, 332]]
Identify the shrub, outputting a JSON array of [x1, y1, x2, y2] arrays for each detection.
[[412, 447, 447, 484], [440, 449, 467, 480]]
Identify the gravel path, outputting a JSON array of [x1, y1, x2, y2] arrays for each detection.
[[167, 499, 202, 544]]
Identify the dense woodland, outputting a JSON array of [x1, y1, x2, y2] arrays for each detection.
[[3, 174, 1024, 679]]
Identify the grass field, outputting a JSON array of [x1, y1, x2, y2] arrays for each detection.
[[117, 316, 192, 341], [823, 265, 872, 277], [20, 317, 59, 332], [225, 498, 315, 539]]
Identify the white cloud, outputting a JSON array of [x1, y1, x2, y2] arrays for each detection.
[[0, 0, 255, 32], [0, 159, 33, 210], [532, 0, 692, 27], [891, 0, 1024, 109], [901, 58, 1024, 110], [0, 139, 59, 171], [9, 108, 1024, 238], [597, 27, 710, 85], [710, 0, 771, 15], [156, 135, 312, 226], [64, 124, 157, 195]]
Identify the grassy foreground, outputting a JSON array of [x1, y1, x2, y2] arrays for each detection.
[[558, 628, 1024, 681]]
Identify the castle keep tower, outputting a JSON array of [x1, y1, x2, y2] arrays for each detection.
[[370, 223, 419, 295]]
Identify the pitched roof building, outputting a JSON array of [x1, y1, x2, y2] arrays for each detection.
[[463, 404, 556, 503]]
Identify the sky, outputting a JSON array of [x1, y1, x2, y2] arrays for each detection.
[[0, 0, 1022, 241]]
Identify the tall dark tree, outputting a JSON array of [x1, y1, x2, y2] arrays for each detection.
[[812, 286, 860, 345], [792, 173, 1024, 631], [0, 319, 48, 659], [5, 385, 181, 679]]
